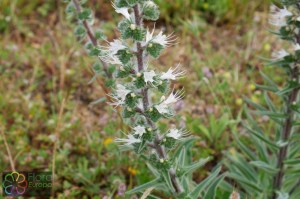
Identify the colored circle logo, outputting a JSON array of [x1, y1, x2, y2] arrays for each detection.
[[2, 172, 28, 196]]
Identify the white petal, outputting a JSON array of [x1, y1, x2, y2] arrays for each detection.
[[166, 129, 189, 140], [294, 43, 300, 51], [155, 103, 169, 114], [152, 31, 176, 47], [115, 84, 131, 101], [108, 39, 127, 55], [115, 134, 141, 146], [144, 70, 156, 83], [145, 28, 155, 44], [112, 4, 131, 20], [269, 6, 292, 27], [133, 125, 146, 136], [272, 49, 289, 60], [161, 64, 185, 80], [164, 89, 184, 105]]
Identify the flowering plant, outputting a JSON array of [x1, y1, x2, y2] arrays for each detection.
[[64, 0, 224, 198], [225, 1, 300, 198]]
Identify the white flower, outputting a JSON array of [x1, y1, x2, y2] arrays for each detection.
[[161, 64, 185, 80], [269, 6, 292, 27], [108, 98, 124, 107], [144, 70, 156, 83], [294, 43, 300, 51], [155, 89, 184, 114], [115, 84, 131, 101], [152, 31, 176, 47], [155, 103, 169, 114], [108, 84, 131, 107], [107, 39, 127, 55], [166, 129, 189, 140], [297, 16, 300, 22], [145, 28, 155, 44], [115, 134, 141, 146], [133, 125, 146, 136], [112, 3, 131, 20], [272, 49, 289, 60], [100, 53, 122, 65], [164, 89, 184, 104]]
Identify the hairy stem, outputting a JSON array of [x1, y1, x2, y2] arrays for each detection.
[[72, 0, 112, 78], [271, 67, 299, 199], [133, 4, 183, 194]]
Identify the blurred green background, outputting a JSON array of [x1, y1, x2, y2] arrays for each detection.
[[0, 0, 284, 198]]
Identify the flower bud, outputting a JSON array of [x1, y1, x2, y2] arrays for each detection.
[[136, 72, 142, 77], [130, 24, 136, 30]]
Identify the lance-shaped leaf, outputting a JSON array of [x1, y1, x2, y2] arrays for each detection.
[[126, 178, 163, 195], [244, 125, 279, 149], [180, 157, 211, 177], [250, 161, 279, 174], [188, 166, 222, 198], [203, 173, 227, 199]]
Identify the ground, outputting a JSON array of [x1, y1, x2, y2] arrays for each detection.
[[0, 0, 285, 198]]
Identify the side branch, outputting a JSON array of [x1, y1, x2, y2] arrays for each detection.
[[72, 0, 112, 78]]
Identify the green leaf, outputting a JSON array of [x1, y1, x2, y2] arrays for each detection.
[[65, 2, 76, 15], [117, 49, 132, 64], [260, 71, 278, 89], [233, 134, 257, 160], [284, 158, 300, 165], [74, 25, 86, 37], [203, 173, 226, 199], [244, 97, 266, 111], [157, 79, 169, 93], [161, 171, 175, 193], [255, 84, 278, 92], [264, 92, 276, 112], [94, 29, 106, 40], [181, 157, 211, 176], [244, 125, 279, 149], [147, 43, 164, 58], [143, 1, 160, 21], [188, 166, 222, 198], [227, 173, 262, 192], [115, 0, 129, 7], [126, 178, 162, 195], [250, 161, 278, 174], [78, 8, 92, 20]]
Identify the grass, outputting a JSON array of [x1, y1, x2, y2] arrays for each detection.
[[0, 0, 287, 198]]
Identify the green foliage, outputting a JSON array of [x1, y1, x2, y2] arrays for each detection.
[[225, 1, 300, 198], [147, 43, 164, 58]]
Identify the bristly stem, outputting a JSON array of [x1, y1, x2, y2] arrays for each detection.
[[72, 0, 112, 78], [272, 66, 299, 199], [133, 4, 183, 194]]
